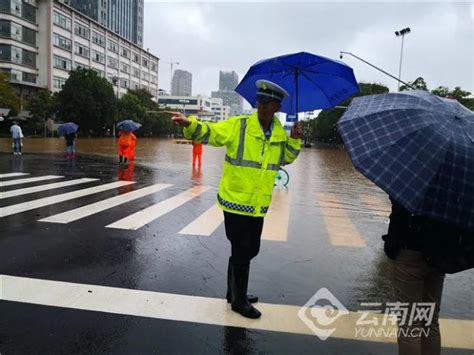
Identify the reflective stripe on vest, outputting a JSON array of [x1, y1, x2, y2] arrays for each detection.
[[225, 118, 282, 171]]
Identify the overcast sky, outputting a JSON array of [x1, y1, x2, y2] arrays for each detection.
[[143, 1, 474, 103]]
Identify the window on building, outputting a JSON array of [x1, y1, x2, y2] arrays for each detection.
[[22, 26, 36, 45], [53, 11, 71, 31], [22, 2, 36, 22], [10, 69, 22, 81], [142, 71, 149, 81], [23, 71, 36, 83], [108, 41, 118, 53], [132, 67, 140, 78], [93, 68, 105, 78], [53, 33, 72, 51], [74, 62, 89, 70], [107, 56, 118, 69], [151, 75, 157, 84], [121, 47, 129, 58], [11, 22, 21, 41], [53, 55, 72, 71], [92, 50, 105, 64], [53, 76, 67, 89], [74, 43, 90, 58], [142, 58, 148, 67], [132, 52, 139, 63], [92, 32, 105, 47], [151, 62, 157, 72], [120, 78, 129, 89], [11, 46, 22, 64], [131, 81, 140, 90], [120, 63, 129, 74], [74, 23, 90, 39], [11, 0, 22, 16]]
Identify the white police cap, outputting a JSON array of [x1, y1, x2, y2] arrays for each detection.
[[256, 80, 289, 103]]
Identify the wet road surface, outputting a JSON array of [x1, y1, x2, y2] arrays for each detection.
[[0, 138, 472, 354]]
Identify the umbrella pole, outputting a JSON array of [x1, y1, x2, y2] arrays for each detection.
[[294, 67, 299, 121]]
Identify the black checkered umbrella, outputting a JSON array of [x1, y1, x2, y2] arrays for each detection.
[[337, 90, 474, 230]]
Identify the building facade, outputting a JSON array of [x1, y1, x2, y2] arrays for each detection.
[[0, 0, 159, 102], [67, 0, 144, 47], [158, 95, 229, 121], [171, 69, 191, 96], [211, 70, 243, 116], [211, 97, 230, 121]]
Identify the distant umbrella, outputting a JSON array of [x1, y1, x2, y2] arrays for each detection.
[[117, 120, 141, 132], [338, 90, 474, 230], [58, 122, 79, 135]]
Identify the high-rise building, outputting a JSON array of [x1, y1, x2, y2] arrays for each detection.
[[218, 70, 238, 91], [171, 69, 192, 96], [212, 70, 243, 116], [67, 0, 144, 47], [0, 0, 159, 103]]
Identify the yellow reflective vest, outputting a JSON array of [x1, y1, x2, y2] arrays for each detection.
[[183, 112, 301, 217]]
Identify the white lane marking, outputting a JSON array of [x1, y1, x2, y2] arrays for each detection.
[[0, 181, 135, 218], [0, 178, 98, 200], [107, 185, 212, 230], [0, 173, 30, 179], [0, 275, 471, 350], [318, 193, 366, 248], [178, 203, 223, 236], [262, 190, 291, 241], [0, 175, 63, 187], [40, 183, 172, 224]]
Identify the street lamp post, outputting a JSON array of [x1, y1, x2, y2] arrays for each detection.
[[178, 99, 190, 116], [339, 51, 415, 90], [395, 27, 411, 91], [112, 76, 119, 137]]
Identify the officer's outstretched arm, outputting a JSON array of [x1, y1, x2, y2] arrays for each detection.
[[183, 115, 237, 147]]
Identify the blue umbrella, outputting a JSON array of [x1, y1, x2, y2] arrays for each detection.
[[58, 122, 79, 136], [235, 52, 359, 116], [117, 120, 141, 132], [337, 90, 474, 230]]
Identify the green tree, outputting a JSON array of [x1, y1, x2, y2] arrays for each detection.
[[127, 88, 157, 111], [431, 86, 473, 110], [55, 68, 117, 135], [0, 72, 19, 116], [25, 90, 54, 134], [310, 82, 389, 144], [118, 92, 146, 123], [400, 77, 428, 91]]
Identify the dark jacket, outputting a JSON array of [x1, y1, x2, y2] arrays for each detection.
[[65, 133, 76, 146]]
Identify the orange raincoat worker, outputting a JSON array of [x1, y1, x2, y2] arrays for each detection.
[[118, 130, 136, 165]]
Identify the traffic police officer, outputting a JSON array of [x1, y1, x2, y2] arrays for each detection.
[[169, 80, 303, 319]]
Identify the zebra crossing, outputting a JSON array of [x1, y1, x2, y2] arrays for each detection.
[[1, 172, 390, 244]]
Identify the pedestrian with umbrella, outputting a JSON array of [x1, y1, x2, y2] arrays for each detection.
[[169, 51, 358, 319], [58, 122, 79, 160], [117, 120, 141, 166], [338, 90, 474, 355]]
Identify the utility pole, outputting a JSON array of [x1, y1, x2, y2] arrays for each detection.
[[395, 27, 411, 91]]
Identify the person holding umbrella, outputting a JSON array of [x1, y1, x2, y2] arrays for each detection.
[[117, 120, 141, 166], [169, 80, 303, 319], [338, 90, 474, 355], [58, 122, 79, 160]]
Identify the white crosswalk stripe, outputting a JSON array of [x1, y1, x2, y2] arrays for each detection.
[[0, 181, 135, 218], [0, 175, 63, 187], [107, 185, 212, 230], [0, 173, 30, 179], [40, 183, 172, 224], [0, 178, 98, 199]]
